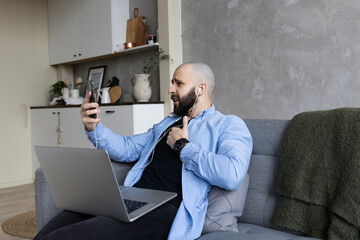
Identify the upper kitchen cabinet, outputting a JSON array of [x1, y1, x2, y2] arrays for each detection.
[[48, 0, 129, 65]]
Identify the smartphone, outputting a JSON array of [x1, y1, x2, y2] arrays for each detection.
[[89, 80, 97, 119]]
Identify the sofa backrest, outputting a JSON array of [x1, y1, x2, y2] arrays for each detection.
[[238, 119, 289, 228]]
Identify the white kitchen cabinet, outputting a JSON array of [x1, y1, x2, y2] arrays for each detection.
[[48, 0, 129, 65], [30, 103, 164, 178]]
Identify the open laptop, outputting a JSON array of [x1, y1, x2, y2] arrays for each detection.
[[34, 146, 177, 222]]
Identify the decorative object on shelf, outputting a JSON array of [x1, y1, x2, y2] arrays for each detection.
[[49, 81, 66, 96], [62, 87, 69, 99], [126, 8, 148, 47], [53, 77, 84, 105], [131, 48, 171, 102], [109, 86, 122, 103], [54, 99, 66, 105], [70, 89, 79, 99], [84, 66, 106, 102], [105, 76, 119, 88], [99, 87, 111, 104], [123, 94, 134, 103], [105, 76, 122, 103], [147, 35, 157, 44], [49, 80, 68, 105], [124, 42, 136, 49], [142, 48, 170, 74], [131, 74, 152, 102], [63, 79, 72, 89], [75, 77, 83, 90]]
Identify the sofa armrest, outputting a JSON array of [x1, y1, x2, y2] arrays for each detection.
[[35, 167, 62, 231], [35, 161, 134, 231]]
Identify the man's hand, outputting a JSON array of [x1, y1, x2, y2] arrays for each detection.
[[167, 116, 189, 149], [80, 91, 101, 132]]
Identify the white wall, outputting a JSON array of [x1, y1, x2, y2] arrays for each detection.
[[158, 0, 182, 116], [0, 0, 57, 188]]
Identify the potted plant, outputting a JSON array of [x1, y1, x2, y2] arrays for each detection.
[[49, 81, 68, 105], [132, 48, 171, 102], [49, 81, 66, 96], [142, 48, 170, 74]]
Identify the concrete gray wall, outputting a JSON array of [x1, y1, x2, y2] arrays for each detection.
[[74, 0, 159, 102], [181, 0, 360, 119]]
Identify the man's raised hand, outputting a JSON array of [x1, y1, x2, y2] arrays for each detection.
[[80, 91, 101, 131], [166, 116, 189, 149]]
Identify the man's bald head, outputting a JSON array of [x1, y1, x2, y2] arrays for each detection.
[[175, 62, 216, 97]]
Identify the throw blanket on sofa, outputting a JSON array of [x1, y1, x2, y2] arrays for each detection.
[[273, 108, 360, 240]]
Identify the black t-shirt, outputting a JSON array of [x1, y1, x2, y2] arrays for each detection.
[[134, 119, 183, 208]]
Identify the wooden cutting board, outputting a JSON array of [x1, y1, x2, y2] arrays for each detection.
[[126, 8, 148, 47], [109, 86, 122, 103]]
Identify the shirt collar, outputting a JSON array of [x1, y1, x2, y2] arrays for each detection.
[[169, 105, 215, 120]]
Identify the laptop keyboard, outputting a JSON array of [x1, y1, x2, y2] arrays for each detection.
[[123, 199, 148, 214]]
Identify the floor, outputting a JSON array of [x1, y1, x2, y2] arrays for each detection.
[[0, 183, 35, 240]]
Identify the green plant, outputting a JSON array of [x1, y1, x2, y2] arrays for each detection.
[[142, 48, 172, 74], [49, 81, 66, 95]]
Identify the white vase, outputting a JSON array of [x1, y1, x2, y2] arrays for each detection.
[[131, 74, 152, 102]]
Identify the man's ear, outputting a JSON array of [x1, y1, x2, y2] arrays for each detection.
[[197, 83, 206, 96]]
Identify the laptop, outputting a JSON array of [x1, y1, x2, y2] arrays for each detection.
[[34, 146, 177, 222]]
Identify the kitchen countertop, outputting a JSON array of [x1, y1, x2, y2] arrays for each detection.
[[30, 101, 164, 109]]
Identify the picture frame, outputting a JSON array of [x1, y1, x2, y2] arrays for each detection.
[[84, 65, 106, 102]]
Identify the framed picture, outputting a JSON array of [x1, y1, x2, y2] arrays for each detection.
[[84, 66, 106, 102]]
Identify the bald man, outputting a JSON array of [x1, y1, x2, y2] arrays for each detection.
[[34, 62, 253, 240]]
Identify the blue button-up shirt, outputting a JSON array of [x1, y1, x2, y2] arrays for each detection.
[[87, 105, 253, 239]]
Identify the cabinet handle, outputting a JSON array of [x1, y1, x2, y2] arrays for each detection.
[[105, 110, 115, 114]]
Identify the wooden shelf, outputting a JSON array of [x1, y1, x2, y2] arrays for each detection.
[[59, 43, 159, 65], [115, 43, 159, 55]]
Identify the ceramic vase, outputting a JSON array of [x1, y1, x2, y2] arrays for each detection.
[[131, 74, 152, 102]]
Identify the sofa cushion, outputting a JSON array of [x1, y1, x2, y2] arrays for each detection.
[[238, 154, 278, 227], [199, 223, 321, 240], [202, 174, 250, 233], [244, 119, 288, 156], [238, 120, 289, 229]]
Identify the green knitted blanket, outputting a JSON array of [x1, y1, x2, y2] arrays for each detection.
[[273, 108, 360, 240]]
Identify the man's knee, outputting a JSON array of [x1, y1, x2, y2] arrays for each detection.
[[91, 215, 121, 225]]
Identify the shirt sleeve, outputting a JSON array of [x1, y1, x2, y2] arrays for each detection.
[[180, 116, 253, 191], [86, 122, 155, 163]]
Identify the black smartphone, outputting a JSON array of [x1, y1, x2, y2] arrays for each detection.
[[89, 80, 97, 119]]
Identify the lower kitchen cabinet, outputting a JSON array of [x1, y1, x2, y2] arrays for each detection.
[[30, 103, 164, 178]]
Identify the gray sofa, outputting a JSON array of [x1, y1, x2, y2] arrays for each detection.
[[35, 119, 321, 239]]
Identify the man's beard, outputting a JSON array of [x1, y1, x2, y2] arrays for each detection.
[[172, 87, 197, 116]]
